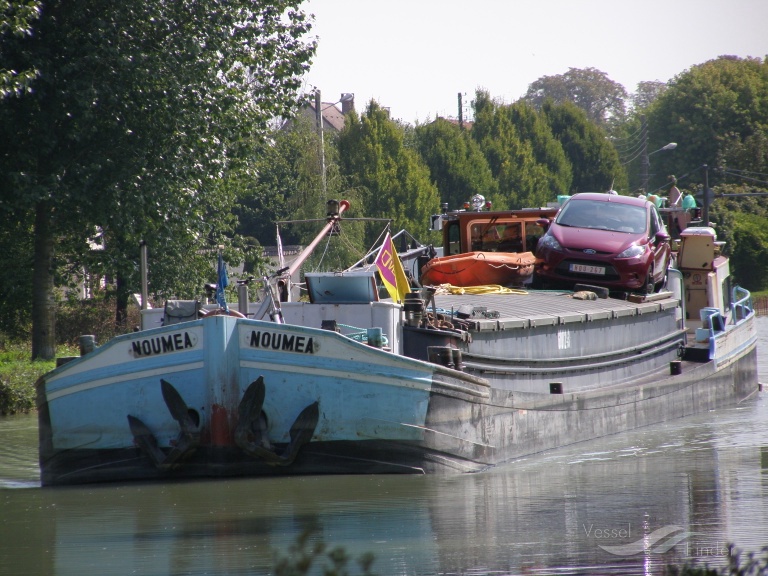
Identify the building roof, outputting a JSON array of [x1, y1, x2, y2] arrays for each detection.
[[308, 101, 347, 131], [281, 93, 354, 133]]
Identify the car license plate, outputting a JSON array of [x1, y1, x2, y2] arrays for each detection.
[[570, 263, 605, 275]]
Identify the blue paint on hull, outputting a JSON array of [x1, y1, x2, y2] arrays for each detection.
[[38, 316, 440, 484], [37, 293, 760, 486]]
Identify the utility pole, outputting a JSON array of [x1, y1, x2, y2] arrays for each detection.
[[702, 164, 710, 227], [640, 115, 649, 194], [315, 90, 326, 194], [140, 240, 148, 311], [458, 92, 463, 129]]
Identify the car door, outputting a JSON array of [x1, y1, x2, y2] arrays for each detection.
[[649, 206, 671, 281]]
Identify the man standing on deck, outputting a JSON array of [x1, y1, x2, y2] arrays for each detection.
[[667, 175, 682, 207]]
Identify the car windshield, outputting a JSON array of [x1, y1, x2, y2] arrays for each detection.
[[557, 200, 647, 234]]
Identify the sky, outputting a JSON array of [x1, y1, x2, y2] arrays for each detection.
[[301, 0, 768, 124]]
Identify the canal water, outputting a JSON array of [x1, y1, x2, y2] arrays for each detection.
[[1, 317, 767, 576]]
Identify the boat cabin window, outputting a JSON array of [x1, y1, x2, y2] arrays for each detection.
[[525, 221, 545, 253], [445, 221, 462, 255], [470, 222, 525, 253]]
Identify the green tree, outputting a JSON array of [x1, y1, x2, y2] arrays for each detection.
[[506, 101, 572, 197], [730, 214, 768, 291], [707, 184, 768, 290], [0, 0, 41, 97], [470, 91, 564, 208], [337, 102, 440, 247], [0, 207, 34, 339], [647, 56, 768, 187], [718, 130, 768, 176], [644, 57, 768, 292], [236, 117, 322, 249], [236, 113, 367, 276], [0, 0, 315, 358], [414, 118, 497, 211], [630, 80, 667, 111], [542, 100, 628, 193], [524, 67, 628, 127]]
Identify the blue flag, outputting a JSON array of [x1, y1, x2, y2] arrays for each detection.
[[217, 252, 229, 312]]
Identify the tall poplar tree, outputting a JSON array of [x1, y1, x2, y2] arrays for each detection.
[[414, 118, 497, 211], [471, 91, 564, 208], [542, 101, 627, 193], [337, 102, 440, 247]]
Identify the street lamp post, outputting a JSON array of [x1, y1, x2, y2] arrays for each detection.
[[638, 114, 679, 194], [641, 141, 677, 194]]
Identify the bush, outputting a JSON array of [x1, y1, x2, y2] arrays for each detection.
[[0, 343, 59, 415], [56, 294, 144, 347], [0, 295, 149, 414]]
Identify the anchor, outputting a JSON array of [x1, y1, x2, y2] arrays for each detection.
[[127, 379, 201, 470], [234, 376, 320, 465]]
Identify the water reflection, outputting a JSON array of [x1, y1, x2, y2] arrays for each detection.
[[428, 400, 768, 575], [0, 413, 39, 489], [0, 317, 766, 575]]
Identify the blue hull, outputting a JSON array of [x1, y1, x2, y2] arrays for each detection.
[[37, 292, 760, 485], [38, 316, 456, 484]]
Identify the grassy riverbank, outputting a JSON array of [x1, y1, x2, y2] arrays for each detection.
[[0, 297, 140, 415], [0, 342, 78, 415]]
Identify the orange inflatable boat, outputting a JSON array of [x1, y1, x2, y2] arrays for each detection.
[[420, 251, 536, 287]]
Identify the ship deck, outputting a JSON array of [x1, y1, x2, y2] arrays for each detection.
[[430, 288, 681, 332]]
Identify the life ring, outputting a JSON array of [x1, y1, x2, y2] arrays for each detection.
[[201, 308, 246, 318]]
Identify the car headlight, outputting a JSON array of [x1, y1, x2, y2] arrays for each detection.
[[617, 244, 646, 259], [537, 234, 562, 252]]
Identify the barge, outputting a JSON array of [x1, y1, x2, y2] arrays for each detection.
[[36, 200, 759, 485]]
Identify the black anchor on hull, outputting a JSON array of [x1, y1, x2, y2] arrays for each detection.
[[127, 379, 200, 470], [235, 376, 320, 465]]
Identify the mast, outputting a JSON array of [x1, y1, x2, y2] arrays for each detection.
[[283, 200, 350, 279]]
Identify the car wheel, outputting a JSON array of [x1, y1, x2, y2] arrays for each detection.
[[654, 272, 668, 293]]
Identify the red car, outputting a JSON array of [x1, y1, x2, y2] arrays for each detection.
[[532, 193, 672, 293]]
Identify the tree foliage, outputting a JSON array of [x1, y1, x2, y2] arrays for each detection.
[[414, 118, 497, 211], [337, 102, 440, 247], [630, 80, 667, 111], [236, 116, 322, 249], [706, 185, 768, 290], [542, 100, 627, 193], [647, 56, 768, 187], [246, 113, 368, 275], [524, 67, 628, 127], [0, 206, 34, 339], [0, 0, 41, 97], [506, 101, 572, 197], [471, 91, 569, 208], [0, 0, 316, 357]]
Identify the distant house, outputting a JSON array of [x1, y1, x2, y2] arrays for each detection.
[[283, 92, 355, 133]]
